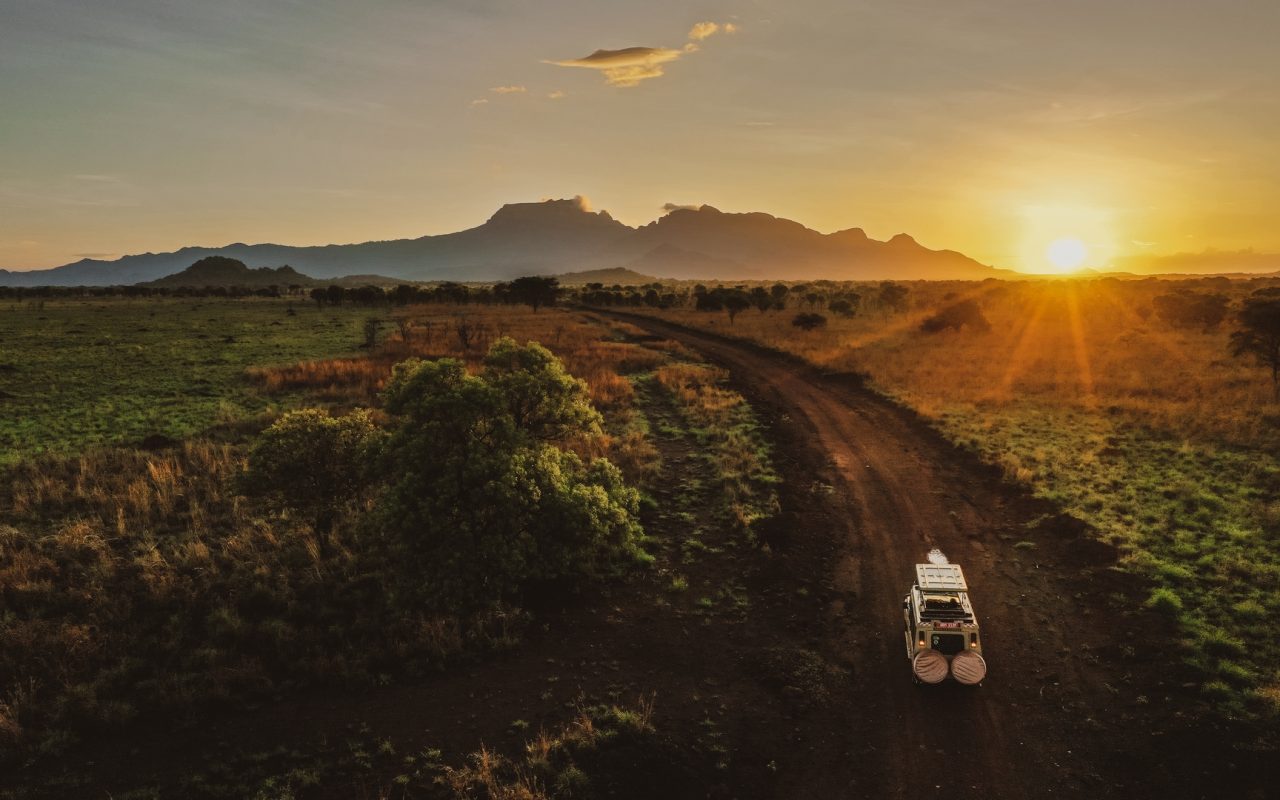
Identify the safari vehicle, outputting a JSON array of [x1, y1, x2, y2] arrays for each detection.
[[902, 556, 987, 685]]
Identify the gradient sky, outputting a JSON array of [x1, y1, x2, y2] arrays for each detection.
[[3, 0, 1278, 272]]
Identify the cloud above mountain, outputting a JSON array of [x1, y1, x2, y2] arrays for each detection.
[[548, 21, 739, 87], [548, 46, 685, 87]]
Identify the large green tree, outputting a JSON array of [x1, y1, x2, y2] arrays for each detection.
[[376, 338, 645, 608]]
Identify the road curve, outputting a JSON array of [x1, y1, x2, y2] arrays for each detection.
[[607, 311, 1191, 800]]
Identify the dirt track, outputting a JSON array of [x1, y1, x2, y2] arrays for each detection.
[[612, 312, 1265, 800]]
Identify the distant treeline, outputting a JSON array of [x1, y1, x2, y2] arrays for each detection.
[[0, 275, 563, 309]]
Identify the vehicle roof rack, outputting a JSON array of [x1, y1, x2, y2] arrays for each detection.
[[915, 563, 968, 592]]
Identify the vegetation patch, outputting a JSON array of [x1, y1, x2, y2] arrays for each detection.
[[652, 363, 780, 539]]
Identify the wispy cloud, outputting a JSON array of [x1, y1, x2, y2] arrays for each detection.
[[548, 46, 684, 87], [548, 21, 739, 88], [490, 85, 527, 94], [469, 98, 489, 107], [71, 174, 124, 183], [688, 21, 737, 41], [547, 89, 566, 100]]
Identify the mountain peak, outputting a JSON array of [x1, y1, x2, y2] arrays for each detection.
[[486, 197, 617, 227], [888, 233, 918, 247], [831, 227, 869, 242]]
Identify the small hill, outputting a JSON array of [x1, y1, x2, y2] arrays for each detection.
[[139, 257, 322, 288], [138, 258, 410, 289], [554, 267, 658, 286]]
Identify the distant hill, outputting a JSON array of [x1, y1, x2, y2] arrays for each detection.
[[139, 257, 322, 288], [555, 267, 658, 286], [0, 197, 1010, 286], [136, 257, 413, 289]]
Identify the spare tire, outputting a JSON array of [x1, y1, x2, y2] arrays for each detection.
[[912, 649, 948, 684], [950, 650, 987, 685]]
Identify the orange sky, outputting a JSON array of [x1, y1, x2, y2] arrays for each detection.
[[2, 1, 1278, 273]]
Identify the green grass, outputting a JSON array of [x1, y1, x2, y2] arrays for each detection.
[[936, 401, 1280, 717], [0, 298, 380, 463]]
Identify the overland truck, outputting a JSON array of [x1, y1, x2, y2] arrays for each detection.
[[903, 554, 987, 685]]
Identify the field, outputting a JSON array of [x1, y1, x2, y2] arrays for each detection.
[[0, 298, 379, 463], [0, 299, 795, 798], [616, 277, 1280, 716], [2, 289, 1276, 798]]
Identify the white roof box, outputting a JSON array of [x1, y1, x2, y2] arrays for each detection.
[[916, 563, 968, 591]]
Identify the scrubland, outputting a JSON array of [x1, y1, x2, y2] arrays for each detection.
[[618, 276, 1280, 716], [0, 298, 779, 797]]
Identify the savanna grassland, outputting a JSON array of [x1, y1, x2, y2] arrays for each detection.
[[0, 298, 379, 463], [1, 297, 795, 799], [606, 276, 1280, 718]]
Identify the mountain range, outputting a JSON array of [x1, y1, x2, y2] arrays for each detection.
[[0, 199, 1008, 286]]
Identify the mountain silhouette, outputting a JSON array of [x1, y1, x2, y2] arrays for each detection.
[[0, 198, 1005, 286], [139, 257, 320, 288]]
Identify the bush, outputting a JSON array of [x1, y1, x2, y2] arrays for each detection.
[[920, 300, 991, 333], [240, 408, 382, 544], [792, 313, 827, 331], [376, 338, 646, 609], [829, 296, 859, 318], [1153, 290, 1230, 331], [1144, 587, 1184, 614]]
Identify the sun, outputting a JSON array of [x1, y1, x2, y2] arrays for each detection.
[[1046, 237, 1088, 272]]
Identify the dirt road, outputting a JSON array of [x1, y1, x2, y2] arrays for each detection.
[[610, 312, 1262, 800]]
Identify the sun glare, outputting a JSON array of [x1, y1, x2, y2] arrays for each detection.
[[1046, 237, 1088, 272]]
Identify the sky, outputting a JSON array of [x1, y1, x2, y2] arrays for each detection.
[[2, 0, 1278, 273]]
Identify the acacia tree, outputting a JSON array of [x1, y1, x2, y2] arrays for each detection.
[[1230, 294, 1280, 399], [879, 282, 909, 314], [376, 338, 644, 609], [770, 283, 789, 306], [508, 276, 560, 312], [241, 409, 381, 551], [724, 292, 751, 325]]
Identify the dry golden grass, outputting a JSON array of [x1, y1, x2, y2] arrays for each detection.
[[442, 699, 656, 799], [637, 280, 1280, 450], [249, 307, 669, 413], [247, 306, 675, 484], [0, 439, 521, 753], [624, 277, 1280, 713]]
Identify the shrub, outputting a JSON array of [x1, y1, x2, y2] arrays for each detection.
[[240, 408, 382, 546], [376, 339, 646, 609], [920, 300, 991, 333], [1153, 290, 1230, 331], [792, 313, 827, 331], [1144, 587, 1184, 614], [1229, 293, 1280, 399], [829, 296, 859, 318], [1198, 627, 1247, 659]]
